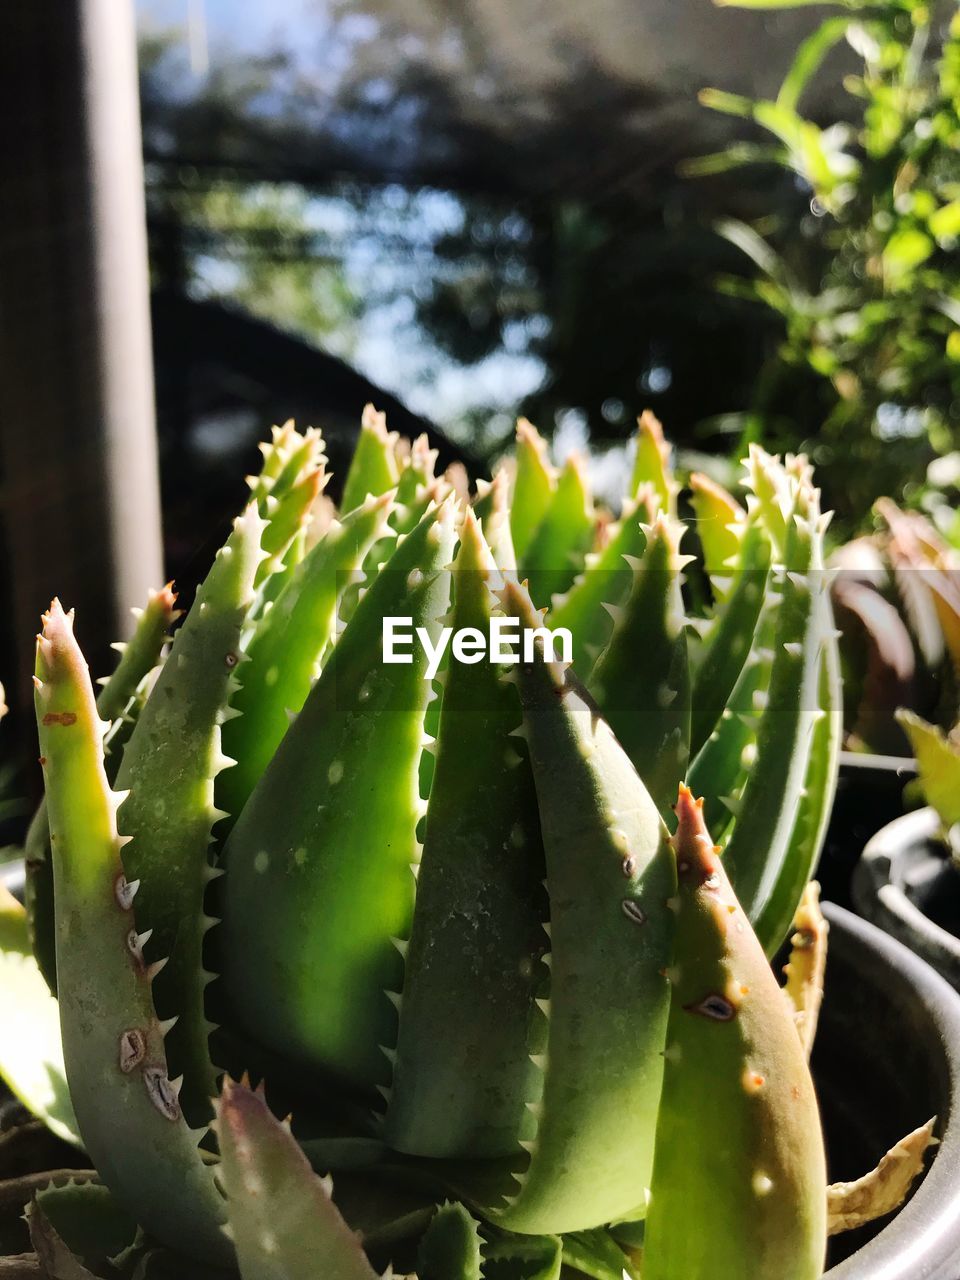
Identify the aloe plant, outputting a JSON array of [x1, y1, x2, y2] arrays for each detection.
[[3, 409, 929, 1280]]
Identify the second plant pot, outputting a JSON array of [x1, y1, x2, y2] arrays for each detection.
[[853, 807, 960, 990], [817, 903, 960, 1278]]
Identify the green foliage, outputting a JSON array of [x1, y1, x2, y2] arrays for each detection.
[[897, 709, 960, 861], [0, 412, 846, 1278], [695, 0, 960, 527]]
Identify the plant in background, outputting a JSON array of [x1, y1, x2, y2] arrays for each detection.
[[0, 413, 936, 1278], [690, 0, 960, 530], [831, 496, 960, 752]]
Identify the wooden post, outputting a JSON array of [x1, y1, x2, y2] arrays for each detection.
[[0, 0, 163, 722]]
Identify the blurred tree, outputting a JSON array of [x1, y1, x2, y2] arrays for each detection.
[[149, 176, 360, 354], [691, 0, 960, 529]]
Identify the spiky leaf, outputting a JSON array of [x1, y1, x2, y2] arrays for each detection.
[[385, 514, 547, 1158], [416, 1202, 483, 1280], [215, 1078, 378, 1280], [221, 502, 457, 1090], [35, 601, 230, 1264], [491, 581, 675, 1234], [509, 421, 555, 562], [643, 787, 827, 1280], [115, 508, 266, 1118]]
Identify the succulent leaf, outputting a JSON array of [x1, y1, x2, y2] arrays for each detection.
[[629, 412, 676, 515], [509, 420, 556, 562], [689, 518, 771, 756], [385, 514, 548, 1158], [782, 882, 828, 1059], [689, 471, 744, 601], [114, 507, 266, 1118], [473, 470, 518, 572], [745, 444, 791, 558], [483, 1233, 562, 1280], [643, 786, 827, 1280], [255, 438, 327, 589], [548, 496, 650, 680], [394, 434, 439, 508], [415, 1202, 483, 1280], [685, 598, 778, 838], [215, 1078, 378, 1280], [561, 1229, 640, 1280], [753, 618, 841, 955], [520, 455, 595, 608], [247, 420, 299, 503], [220, 502, 457, 1090], [25, 584, 179, 995], [492, 581, 675, 1235], [26, 1182, 138, 1278], [718, 484, 829, 947], [27, 1197, 100, 1280], [0, 887, 78, 1145], [827, 1118, 938, 1236], [34, 601, 230, 1264], [218, 492, 393, 827], [341, 405, 400, 513], [589, 513, 690, 817]]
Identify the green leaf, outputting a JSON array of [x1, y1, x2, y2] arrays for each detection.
[[27, 1195, 101, 1280], [549, 497, 649, 681], [630, 412, 677, 514], [220, 502, 457, 1092], [483, 1234, 563, 1280], [931, 201, 960, 240], [218, 492, 393, 827], [643, 790, 827, 1280], [341, 405, 400, 513], [520, 455, 595, 607], [680, 143, 788, 177], [589, 515, 691, 817], [215, 1078, 379, 1280], [491, 581, 675, 1235], [35, 602, 230, 1265], [385, 514, 547, 1159], [716, 219, 791, 283], [698, 88, 754, 118], [562, 1228, 641, 1279], [778, 18, 854, 113], [0, 890, 79, 1146], [116, 507, 266, 1119], [896, 710, 960, 828], [689, 520, 772, 757], [27, 1182, 138, 1279], [26, 584, 179, 997], [416, 1203, 483, 1280], [510, 420, 556, 563], [883, 227, 934, 286]]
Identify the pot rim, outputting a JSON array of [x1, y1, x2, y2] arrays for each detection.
[[823, 902, 960, 1279], [853, 807, 960, 968]]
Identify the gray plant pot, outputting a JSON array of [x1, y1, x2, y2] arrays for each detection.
[[853, 807, 960, 990], [818, 903, 960, 1278]]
